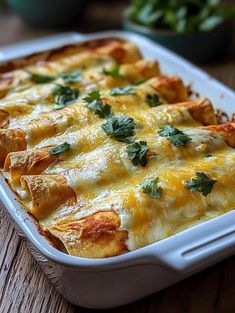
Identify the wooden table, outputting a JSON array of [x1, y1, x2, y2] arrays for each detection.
[[0, 5, 235, 313]]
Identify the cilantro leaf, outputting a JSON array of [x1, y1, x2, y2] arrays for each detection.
[[158, 125, 192, 147], [109, 86, 135, 96], [84, 91, 112, 119], [141, 177, 163, 200], [29, 72, 56, 84], [49, 142, 70, 155], [102, 64, 120, 77], [126, 141, 149, 166], [146, 94, 162, 107], [83, 90, 101, 103], [134, 78, 146, 85], [60, 70, 82, 84], [101, 115, 136, 143], [52, 85, 79, 110], [185, 172, 217, 197]]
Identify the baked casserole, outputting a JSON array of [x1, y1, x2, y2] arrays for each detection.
[[1, 39, 235, 258]]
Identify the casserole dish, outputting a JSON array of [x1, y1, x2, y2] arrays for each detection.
[[0, 31, 235, 309]]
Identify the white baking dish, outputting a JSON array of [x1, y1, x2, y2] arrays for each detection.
[[0, 31, 235, 309]]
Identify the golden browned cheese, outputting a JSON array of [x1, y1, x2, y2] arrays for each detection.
[[48, 211, 128, 258], [149, 75, 188, 103], [1, 38, 235, 259]]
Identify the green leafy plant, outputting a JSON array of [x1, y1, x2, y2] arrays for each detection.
[[127, 0, 235, 33]]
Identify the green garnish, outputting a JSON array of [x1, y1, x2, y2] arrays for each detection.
[[84, 91, 111, 119], [185, 172, 217, 197], [127, 0, 232, 33], [134, 78, 146, 85], [60, 70, 82, 84], [146, 94, 162, 107], [101, 115, 136, 143], [126, 141, 149, 166], [102, 64, 120, 77], [109, 86, 135, 96], [158, 125, 192, 147], [29, 72, 56, 84], [52, 85, 79, 110], [141, 177, 163, 200], [49, 142, 70, 155]]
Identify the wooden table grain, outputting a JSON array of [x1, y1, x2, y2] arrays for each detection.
[[0, 5, 235, 313]]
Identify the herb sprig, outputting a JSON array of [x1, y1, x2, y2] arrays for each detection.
[[141, 177, 163, 200], [158, 125, 192, 147], [49, 142, 70, 155], [28, 72, 56, 84], [52, 85, 79, 110], [126, 141, 149, 166], [101, 115, 136, 143], [185, 172, 217, 197], [84, 91, 112, 119], [60, 70, 82, 84], [109, 86, 135, 96], [102, 64, 120, 77]]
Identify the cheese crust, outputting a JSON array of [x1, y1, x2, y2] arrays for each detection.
[[1, 38, 235, 258]]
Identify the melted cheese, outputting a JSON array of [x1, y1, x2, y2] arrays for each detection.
[[1, 39, 235, 258]]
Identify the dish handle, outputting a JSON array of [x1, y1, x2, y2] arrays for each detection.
[[152, 210, 235, 274]]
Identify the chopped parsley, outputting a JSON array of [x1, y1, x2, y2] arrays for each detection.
[[134, 78, 146, 85], [84, 91, 111, 119], [185, 172, 217, 197], [52, 85, 79, 110], [158, 125, 192, 147], [28, 72, 56, 84], [102, 64, 120, 77], [109, 86, 135, 96], [146, 94, 162, 107], [101, 115, 136, 143], [60, 70, 82, 84], [126, 141, 149, 166], [49, 142, 70, 155], [141, 177, 163, 200]]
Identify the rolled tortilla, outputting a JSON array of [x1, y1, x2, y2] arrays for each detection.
[[4, 147, 58, 184], [96, 41, 141, 64], [119, 59, 161, 83], [149, 75, 188, 103], [48, 211, 128, 258], [0, 128, 26, 166], [21, 174, 76, 220], [203, 123, 235, 148], [176, 97, 217, 125]]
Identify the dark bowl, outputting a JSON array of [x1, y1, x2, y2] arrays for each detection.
[[7, 0, 86, 28], [123, 17, 233, 63]]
